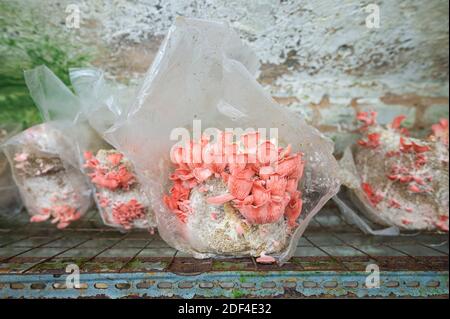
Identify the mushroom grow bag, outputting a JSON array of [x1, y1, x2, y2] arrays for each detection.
[[338, 113, 449, 233], [2, 66, 94, 229], [105, 17, 341, 263], [69, 67, 156, 232]]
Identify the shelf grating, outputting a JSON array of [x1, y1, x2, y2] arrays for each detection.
[[0, 202, 448, 298]]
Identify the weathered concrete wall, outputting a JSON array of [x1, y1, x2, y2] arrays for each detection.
[[4, 0, 449, 152]]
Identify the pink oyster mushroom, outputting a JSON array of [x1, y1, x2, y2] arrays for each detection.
[[164, 131, 305, 227], [30, 205, 82, 229], [430, 119, 449, 146]]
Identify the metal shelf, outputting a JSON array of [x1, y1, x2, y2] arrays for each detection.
[[0, 203, 448, 298]]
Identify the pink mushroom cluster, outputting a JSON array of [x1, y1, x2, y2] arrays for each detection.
[[431, 119, 449, 146], [31, 205, 81, 229], [111, 199, 146, 230], [84, 152, 135, 190], [164, 131, 305, 227], [356, 112, 449, 231], [83, 151, 147, 229]]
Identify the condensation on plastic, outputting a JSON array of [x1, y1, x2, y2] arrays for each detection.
[[337, 146, 401, 235], [104, 17, 341, 263], [2, 65, 94, 225], [69, 68, 155, 230], [0, 123, 23, 216]]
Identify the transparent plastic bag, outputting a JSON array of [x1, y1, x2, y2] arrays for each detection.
[[338, 113, 449, 233], [332, 192, 400, 236], [2, 66, 93, 229], [0, 123, 23, 216], [105, 17, 341, 263], [69, 68, 155, 231]]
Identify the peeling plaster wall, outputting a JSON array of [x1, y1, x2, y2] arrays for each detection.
[[8, 0, 450, 152], [77, 1, 449, 84]]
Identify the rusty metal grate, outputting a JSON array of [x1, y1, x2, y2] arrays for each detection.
[[0, 202, 448, 298]]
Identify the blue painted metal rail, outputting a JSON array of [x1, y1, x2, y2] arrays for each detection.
[[1, 206, 448, 298], [0, 270, 448, 298]]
